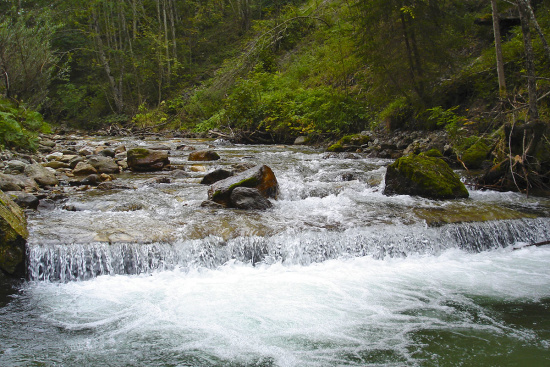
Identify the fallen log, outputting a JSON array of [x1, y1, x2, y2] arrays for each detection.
[[512, 240, 550, 250]]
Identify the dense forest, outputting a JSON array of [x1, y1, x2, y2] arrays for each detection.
[[1, 0, 550, 192]]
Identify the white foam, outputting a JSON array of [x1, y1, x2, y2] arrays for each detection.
[[19, 247, 550, 366]]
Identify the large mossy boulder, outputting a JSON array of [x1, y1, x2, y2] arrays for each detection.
[[384, 154, 469, 199], [127, 148, 170, 171], [461, 140, 491, 169], [207, 165, 279, 207], [0, 190, 28, 275]]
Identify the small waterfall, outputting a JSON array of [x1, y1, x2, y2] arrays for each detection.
[[27, 217, 550, 281]]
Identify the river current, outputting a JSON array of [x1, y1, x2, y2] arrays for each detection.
[[1, 137, 549, 366]]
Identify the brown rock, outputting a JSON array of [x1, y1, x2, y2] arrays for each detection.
[[208, 165, 278, 207], [188, 150, 220, 162]]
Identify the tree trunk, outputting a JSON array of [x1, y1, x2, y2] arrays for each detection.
[[521, 0, 550, 62], [517, 0, 539, 123], [92, 10, 124, 114], [491, 0, 507, 97]]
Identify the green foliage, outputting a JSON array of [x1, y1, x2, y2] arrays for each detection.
[[132, 103, 168, 129], [0, 8, 60, 109], [378, 98, 416, 131], [222, 68, 369, 137], [0, 98, 50, 151]]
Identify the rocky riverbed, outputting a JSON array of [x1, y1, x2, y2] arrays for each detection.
[[0, 129, 457, 211]]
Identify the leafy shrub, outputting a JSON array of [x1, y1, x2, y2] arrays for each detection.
[[378, 98, 416, 131], [0, 98, 51, 151]]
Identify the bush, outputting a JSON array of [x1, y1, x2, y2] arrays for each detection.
[[0, 98, 51, 151]]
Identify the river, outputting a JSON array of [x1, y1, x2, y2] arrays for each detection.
[[1, 137, 549, 366]]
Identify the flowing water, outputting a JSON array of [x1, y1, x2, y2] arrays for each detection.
[[1, 138, 550, 366]]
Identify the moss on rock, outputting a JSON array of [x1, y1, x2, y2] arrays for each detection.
[[421, 149, 443, 158], [0, 190, 28, 275], [327, 134, 370, 152], [384, 154, 469, 199], [327, 143, 344, 152], [461, 140, 491, 169]]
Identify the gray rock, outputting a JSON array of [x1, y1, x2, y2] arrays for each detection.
[[6, 160, 28, 173], [88, 155, 120, 174], [80, 174, 101, 186], [0, 173, 38, 192], [69, 156, 85, 169], [294, 136, 308, 145], [6, 192, 40, 210], [171, 169, 188, 178], [39, 137, 56, 147], [24, 163, 59, 187], [98, 148, 116, 158], [230, 187, 273, 210]]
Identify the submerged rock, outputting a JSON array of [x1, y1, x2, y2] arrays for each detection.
[[208, 165, 279, 208], [384, 154, 469, 199], [127, 148, 170, 171], [0, 190, 28, 275]]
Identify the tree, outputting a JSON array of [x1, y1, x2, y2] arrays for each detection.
[[0, 9, 59, 109], [491, 0, 506, 97], [353, 0, 476, 109]]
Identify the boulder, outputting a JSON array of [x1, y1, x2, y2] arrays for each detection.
[[6, 192, 40, 210], [6, 160, 28, 173], [188, 150, 220, 161], [24, 163, 59, 187], [73, 162, 98, 175], [88, 155, 120, 174], [127, 148, 170, 171], [69, 156, 85, 169], [0, 174, 38, 192], [98, 148, 116, 158], [208, 165, 279, 207], [461, 140, 491, 169], [383, 154, 469, 199], [200, 169, 233, 185], [230, 187, 273, 210], [0, 190, 28, 275]]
